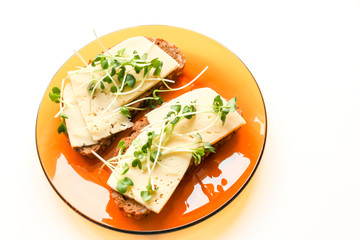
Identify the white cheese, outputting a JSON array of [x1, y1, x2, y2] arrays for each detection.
[[107, 88, 246, 213], [69, 71, 134, 141], [146, 88, 246, 145], [63, 83, 97, 147], [65, 36, 180, 144], [107, 131, 197, 213]]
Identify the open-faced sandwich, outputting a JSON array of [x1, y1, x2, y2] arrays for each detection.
[[94, 88, 246, 218], [49, 36, 186, 157]]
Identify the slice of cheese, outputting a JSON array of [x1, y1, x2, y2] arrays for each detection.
[[63, 83, 97, 147], [146, 88, 246, 145], [108, 131, 197, 213], [68, 36, 180, 142], [107, 88, 246, 213]]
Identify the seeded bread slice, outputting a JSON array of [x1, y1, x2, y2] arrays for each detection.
[[73, 37, 186, 157]]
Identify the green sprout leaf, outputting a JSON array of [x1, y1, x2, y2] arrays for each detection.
[[57, 121, 67, 134], [141, 53, 148, 60], [166, 110, 176, 119], [121, 163, 129, 175], [226, 97, 237, 112], [91, 55, 102, 67], [141, 143, 148, 154], [134, 66, 142, 74], [147, 131, 154, 146], [101, 58, 109, 69], [93, 55, 102, 63], [140, 180, 159, 202], [52, 87, 61, 94], [148, 90, 164, 109], [151, 58, 160, 68], [49, 92, 60, 103], [118, 140, 125, 148], [183, 104, 196, 119], [125, 74, 136, 88], [212, 95, 236, 125], [153, 61, 163, 77], [140, 131, 155, 154], [143, 65, 151, 78], [134, 150, 145, 160], [116, 177, 134, 194], [170, 116, 180, 125], [192, 148, 205, 165], [133, 50, 140, 59], [204, 142, 215, 153], [150, 150, 162, 163], [100, 81, 105, 90], [103, 75, 112, 83], [194, 133, 202, 141], [117, 66, 125, 81], [148, 100, 156, 110], [117, 140, 127, 155], [119, 106, 131, 118], [49, 87, 61, 103], [110, 85, 117, 93], [141, 190, 152, 202], [110, 67, 117, 76], [220, 108, 230, 125], [131, 159, 142, 169], [156, 95, 164, 105], [87, 81, 96, 94], [122, 177, 134, 186], [117, 48, 126, 56], [170, 103, 181, 114], [147, 181, 159, 191], [213, 95, 223, 113]]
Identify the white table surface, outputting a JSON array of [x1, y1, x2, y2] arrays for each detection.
[[1, 0, 360, 239]]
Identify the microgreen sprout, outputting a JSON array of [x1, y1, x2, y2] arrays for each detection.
[[121, 163, 129, 175], [86, 49, 163, 96], [49, 86, 68, 134], [141, 179, 159, 201], [116, 177, 134, 194], [118, 140, 127, 154], [84, 46, 168, 128], [119, 106, 131, 118], [192, 142, 216, 165], [213, 95, 237, 125], [49, 87, 61, 103]]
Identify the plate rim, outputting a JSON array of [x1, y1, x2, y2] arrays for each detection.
[[35, 24, 267, 235]]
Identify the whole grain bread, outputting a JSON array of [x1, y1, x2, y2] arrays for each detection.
[[110, 109, 243, 219], [74, 37, 186, 157]]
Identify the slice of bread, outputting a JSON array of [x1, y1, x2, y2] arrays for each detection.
[[110, 109, 243, 219], [73, 38, 186, 157]]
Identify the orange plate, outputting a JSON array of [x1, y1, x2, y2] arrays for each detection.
[[36, 25, 267, 234]]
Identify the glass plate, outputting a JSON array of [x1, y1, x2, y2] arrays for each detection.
[[36, 25, 267, 234]]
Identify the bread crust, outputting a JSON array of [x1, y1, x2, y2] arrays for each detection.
[[74, 37, 186, 157], [111, 190, 151, 219]]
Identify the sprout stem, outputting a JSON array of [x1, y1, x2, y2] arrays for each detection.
[[93, 29, 112, 56], [74, 50, 88, 67]]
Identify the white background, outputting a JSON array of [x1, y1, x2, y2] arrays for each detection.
[[1, 0, 360, 239]]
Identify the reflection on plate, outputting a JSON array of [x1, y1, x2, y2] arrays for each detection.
[[36, 25, 267, 234]]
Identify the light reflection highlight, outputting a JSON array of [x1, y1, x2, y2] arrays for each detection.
[[53, 154, 110, 221], [184, 153, 250, 214]]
